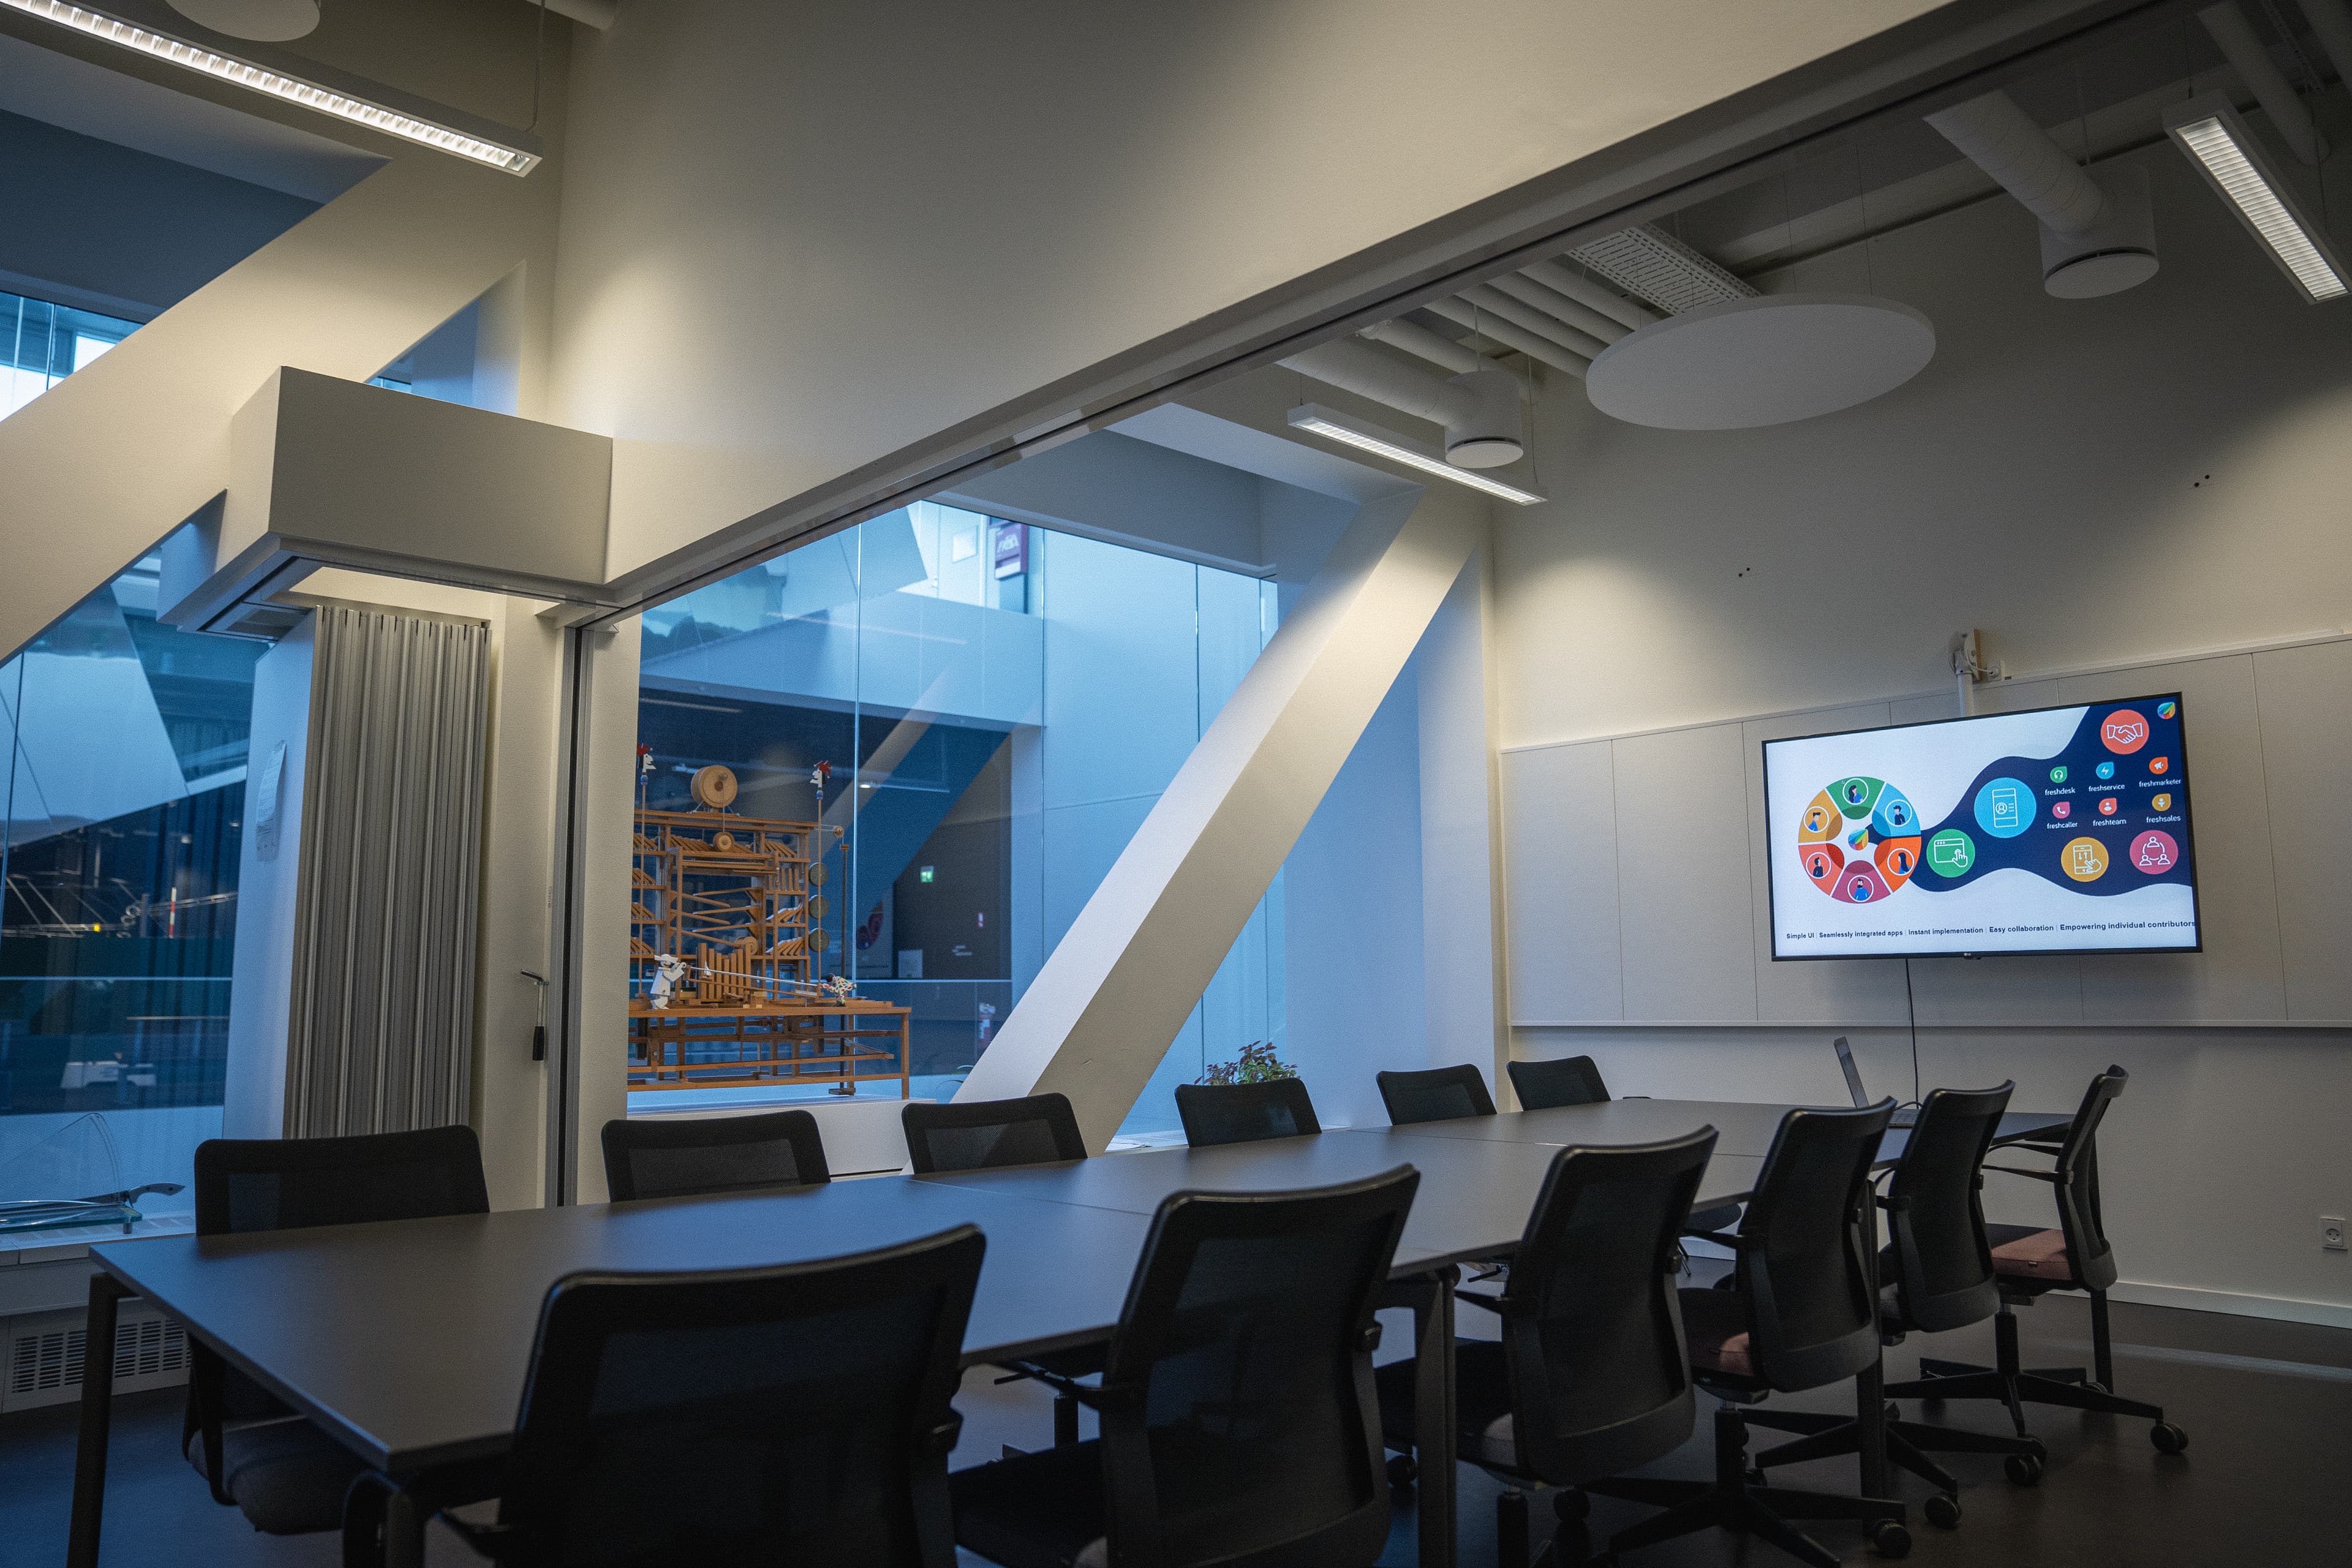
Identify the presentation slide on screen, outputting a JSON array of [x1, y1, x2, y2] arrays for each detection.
[[1763, 696, 2199, 959]]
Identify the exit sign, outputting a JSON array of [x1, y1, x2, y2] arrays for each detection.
[[919, 865, 934, 883]]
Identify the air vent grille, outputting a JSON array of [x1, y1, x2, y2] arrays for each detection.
[[1567, 225, 1757, 314], [4, 1308, 189, 1409]]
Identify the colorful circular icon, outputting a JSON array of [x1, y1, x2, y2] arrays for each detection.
[[2061, 836, 2109, 882], [2152, 793, 2173, 812], [2097, 796, 2119, 816], [2101, 709, 2150, 754], [1973, 777, 2035, 839], [2130, 831, 2179, 873], [2157, 700, 2177, 719], [2149, 756, 2169, 775], [2095, 760, 2116, 780], [2049, 765, 2069, 783], [2053, 801, 2071, 820], [1796, 778, 1917, 902], [1926, 828, 1975, 877]]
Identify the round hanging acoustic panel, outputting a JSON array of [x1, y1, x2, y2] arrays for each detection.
[[1585, 293, 1936, 431], [167, 0, 320, 40]]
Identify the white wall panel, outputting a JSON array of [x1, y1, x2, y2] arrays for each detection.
[[2253, 640, 2352, 1020], [1612, 724, 1757, 1022], [1500, 742, 1621, 1023]]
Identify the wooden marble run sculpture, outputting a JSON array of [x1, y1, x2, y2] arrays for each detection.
[[629, 764, 839, 1008]]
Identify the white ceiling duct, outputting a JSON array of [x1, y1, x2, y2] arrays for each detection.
[[1586, 293, 1936, 429], [1485, 273, 1628, 346], [2199, 2, 2324, 164], [1359, 318, 1484, 375], [1520, 260, 1660, 331], [1422, 296, 1588, 377], [1926, 89, 2157, 297], [1278, 341, 1524, 467], [1458, 282, 1611, 359]]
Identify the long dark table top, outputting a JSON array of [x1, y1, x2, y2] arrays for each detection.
[[88, 1096, 2059, 1480], [1374, 1099, 2072, 1160]]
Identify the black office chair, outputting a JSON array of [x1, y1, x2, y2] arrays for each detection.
[[1378, 1063, 1497, 1125], [1509, 1054, 1740, 1236], [1747, 1083, 2039, 1525], [346, 1225, 986, 1567], [1375, 1129, 1718, 1568], [1885, 1066, 2185, 1457], [903, 1092, 1095, 1447], [952, 1166, 1419, 1568], [903, 1092, 1088, 1173], [1587, 1101, 1909, 1566], [186, 1126, 489, 1539], [600, 1108, 829, 1200], [1507, 1055, 1611, 1109], [1173, 1077, 1321, 1146]]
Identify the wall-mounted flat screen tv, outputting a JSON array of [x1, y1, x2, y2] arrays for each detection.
[[1763, 695, 2199, 959]]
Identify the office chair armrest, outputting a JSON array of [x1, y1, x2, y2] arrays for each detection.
[[1981, 1164, 2062, 1183], [1455, 1289, 1510, 1314]]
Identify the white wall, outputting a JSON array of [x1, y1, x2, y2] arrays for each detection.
[[221, 617, 312, 1141], [1284, 654, 1429, 1132], [1490, 138, 2352, 1325], [548, 0, 1958, 594]]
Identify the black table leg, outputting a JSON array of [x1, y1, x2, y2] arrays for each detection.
[[1853, 1182, 1893, 1507], [66, 1272, 128, 1568], [1390, 1265, 1461, 1568]]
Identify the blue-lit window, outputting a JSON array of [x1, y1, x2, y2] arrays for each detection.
[[1, 289, 136, 419]]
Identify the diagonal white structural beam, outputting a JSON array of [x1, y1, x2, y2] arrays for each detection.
[[958, 483, 1487, 1146], [0, 150, 552, 660]]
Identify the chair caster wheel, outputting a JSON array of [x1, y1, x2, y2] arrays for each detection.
[[2024, 1436, 2047, 1462], [1385, 1454, 1419, 1488], [1871, 1519, 1912, 1558], [2005, 1452, 2045, 1486], [1553, 1487, 1589, 1523], [1923, 1493, 1961, 1530], [2150, 1422, 2188, 1455]]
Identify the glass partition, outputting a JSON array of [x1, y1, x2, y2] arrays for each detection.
[[0, 556, 260, 1223], [629, 502, 1282, 1139]]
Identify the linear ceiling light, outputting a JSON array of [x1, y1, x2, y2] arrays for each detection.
[[1286, 403, 1547, 505], [2163, 92, 2344, 302], [2, 0, 541, 174]]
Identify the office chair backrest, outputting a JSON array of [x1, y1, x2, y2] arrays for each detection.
[[1884, 1082, 2013, 1333], [500, 1226, 983, 1568], [1507, 1055, 1611, 1109], [191, 1127, 490, 1425], [1376, 1064, 1496, 1125], [1172, 1077, 1322, 1146], [1735, 1101, 1895, 1392], [1498, 1129, 1714, 1485], [1096, 1167, 1417, 1568], [2049, 1066, 2127, 1294], [193, 1125, 489, 1237], [601, 1109, 830, 1201], [901, 1093, 1087, 1174]]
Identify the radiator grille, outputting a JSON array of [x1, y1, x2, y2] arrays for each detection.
[[5, 1310, 188, 1406]]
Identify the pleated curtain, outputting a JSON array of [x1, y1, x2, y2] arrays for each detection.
[[284, 603, 489, 1138]]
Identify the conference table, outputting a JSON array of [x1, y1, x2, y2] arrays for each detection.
[[63, 1097, 2070, 1568]]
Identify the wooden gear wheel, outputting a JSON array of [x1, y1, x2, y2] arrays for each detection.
[[690, 764, 738, 810]]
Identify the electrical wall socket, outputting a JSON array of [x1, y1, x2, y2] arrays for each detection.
[[2323, 1216, 2348, 1253]]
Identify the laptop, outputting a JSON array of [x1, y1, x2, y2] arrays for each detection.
[[1832, 1036, 1917, 1126]]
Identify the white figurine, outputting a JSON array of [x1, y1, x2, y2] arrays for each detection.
[[649, 952, 688, 1009]]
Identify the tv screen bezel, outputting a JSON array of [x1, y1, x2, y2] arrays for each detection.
[[1761, 691, 2203, 962]]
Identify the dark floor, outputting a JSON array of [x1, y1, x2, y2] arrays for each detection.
[[2, 1272, 2343, 1566]]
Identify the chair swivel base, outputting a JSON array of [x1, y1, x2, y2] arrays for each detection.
[[1744, 1404, 2043, 1515], [1585, 1406, 1910, 1567]]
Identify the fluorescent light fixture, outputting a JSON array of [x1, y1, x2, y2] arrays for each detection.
[[2163, 92, 2345, 303], [1286, 402, 1547, 504], [2, 0, 541, 175]]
